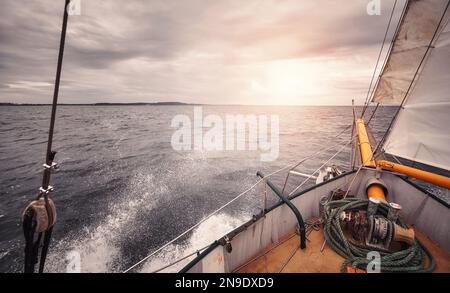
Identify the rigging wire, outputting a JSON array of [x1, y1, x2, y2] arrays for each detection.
[[288, 138, 354, 196], [366, 102, 380, 125], [374, 0, 450, 156], [123, 125, 353, 273], [281, 125, 352, 193], [149, 243, 211, 273], [121, 3, 428, 274], [362, 0, 409, 124], [360, 0, 398, 118], [151, 138, 350, 273]]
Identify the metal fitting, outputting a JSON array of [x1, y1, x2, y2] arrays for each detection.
[[367, 197, 381, 217], [39, 185, 54, 195], [43, 162, 59, 170], [387, 202, 402, 222], [224, 236, 232, 253]]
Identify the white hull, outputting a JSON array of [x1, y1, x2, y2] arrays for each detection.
[[183, 169, 450, 273]]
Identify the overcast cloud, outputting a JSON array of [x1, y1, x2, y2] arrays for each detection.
[[0, 0, 405, 105]]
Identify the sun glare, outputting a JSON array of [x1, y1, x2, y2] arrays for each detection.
[[250, 59, 320, 105]]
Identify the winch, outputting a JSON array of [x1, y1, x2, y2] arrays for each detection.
[[322, 197, 434, 273], [339, 199, 415, 250]]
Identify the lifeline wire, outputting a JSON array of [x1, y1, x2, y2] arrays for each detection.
[[123, 125, 353, 273]]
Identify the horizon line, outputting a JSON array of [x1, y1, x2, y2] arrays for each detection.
[[0, 102, 394, 107]]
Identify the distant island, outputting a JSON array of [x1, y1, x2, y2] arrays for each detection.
[[0, 102, 199, 106]]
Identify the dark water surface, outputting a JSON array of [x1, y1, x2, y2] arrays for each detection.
[[0, 105, 404, 272]]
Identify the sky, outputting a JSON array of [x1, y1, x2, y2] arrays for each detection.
[[0, 0, 406, 105]]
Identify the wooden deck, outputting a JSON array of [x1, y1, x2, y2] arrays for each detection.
[[236, 222, 450, 273]]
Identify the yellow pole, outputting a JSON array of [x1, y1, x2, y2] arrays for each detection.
[[356, 118, 376, 167], [356, 118, 385, 200], [377, 160, 450, 190]]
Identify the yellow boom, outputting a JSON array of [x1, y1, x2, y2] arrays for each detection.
[[355, 118, 450, 200], [377, 160, 450, 190]]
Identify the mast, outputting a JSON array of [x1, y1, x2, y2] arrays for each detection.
[[22, 0, 70, 273]]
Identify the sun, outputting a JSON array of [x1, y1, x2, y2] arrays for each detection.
[[250, 59, 319, 105]]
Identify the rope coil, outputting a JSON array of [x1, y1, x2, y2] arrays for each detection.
[[323, 198, 436, 273]]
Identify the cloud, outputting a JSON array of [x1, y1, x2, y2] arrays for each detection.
[[0, 0, 405, 105]]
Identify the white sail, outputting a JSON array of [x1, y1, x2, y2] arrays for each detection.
[[373, 0, 450, 171], [372, 0, 450, 104]]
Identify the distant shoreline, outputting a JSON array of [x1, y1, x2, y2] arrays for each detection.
[[0, 102, 393, 107], [0, 102, 198, 106]]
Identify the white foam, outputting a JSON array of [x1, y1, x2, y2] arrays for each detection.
[[46, 171, 167, 272], [138, 213, 245, 273], [45, 156, 251, 273]]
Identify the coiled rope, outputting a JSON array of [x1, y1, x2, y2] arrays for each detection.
[[323, 198, 436, 273]]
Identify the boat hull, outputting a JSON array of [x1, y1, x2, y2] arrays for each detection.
[[182, 170, 450, 273]]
